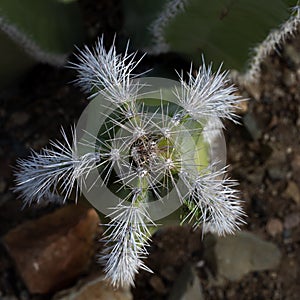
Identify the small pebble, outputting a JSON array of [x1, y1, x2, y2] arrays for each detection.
[[0, 179, 7, 193], [284, 181, 300, 204], [160, 266, 177, 281], [283, 70, 297, 87], [284, 213, 300, 230], [149, 275, 167, 294], [267, 166, 286, 181], [285, 44, 300, 65], [266, 218, 283, 237], [7, 112, 30, 127]]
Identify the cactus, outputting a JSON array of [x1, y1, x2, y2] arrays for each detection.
[[123, 0, 300, 82], [14, 38, 246, 287], [0, 0, 84, 88]]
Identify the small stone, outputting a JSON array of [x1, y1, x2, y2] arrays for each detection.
[[168, 264, 204, 300], [7, 112, 30, 127], [149, 275, 167, 295], [0, 178, 7, 193], [3, 205, 100, 294], [30, 135, 51, 150], [266, 218, 283, 237], [285, 44, 300, 65], [53, 273, 132, 300], [268, 115, 279, 129], [243, 113, 262, 140], [161, 266, 177, 281], [226, 288, 236, 298], [211, 231, 281, 281], [283, 213, 300, 230], [247, 169, 264, 185], [236, 98, 248, 114], [283, 70, 297, 87], [292, 154, 300, 172], [267, 166, 286, 181], [284, 181, 300, 204], [244, 81, 261, 101]]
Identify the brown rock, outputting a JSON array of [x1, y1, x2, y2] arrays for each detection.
[[284, 181, 300, 204], [161, 266, 177, 281], [244, 81, 261, 101], [149, 275, 167, 295], [2, 205, 100, 294], [291, 154, 300, 173], [266, 218, 283, 237]]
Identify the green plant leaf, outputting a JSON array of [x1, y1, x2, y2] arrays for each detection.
[[0, 0, 84, 88], [123, 0, 297, 72]]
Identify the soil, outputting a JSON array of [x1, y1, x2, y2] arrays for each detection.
[[0, 1, 299, 299]]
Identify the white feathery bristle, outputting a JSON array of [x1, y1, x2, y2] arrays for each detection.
[[69, 36, 144, 103], [99, 198, 154, 287], [174, 61, 243, 124], [14, 127, 100, 205], [180, 166, 246, 236]]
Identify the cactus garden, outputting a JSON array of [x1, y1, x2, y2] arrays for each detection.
[[0, 0, 300, 299]]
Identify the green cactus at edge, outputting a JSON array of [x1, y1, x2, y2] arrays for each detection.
[[0, 0, 84, 88], [123, 0, 300, 82]]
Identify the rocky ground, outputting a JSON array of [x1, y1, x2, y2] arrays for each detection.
[[0, 1, 300, 299]]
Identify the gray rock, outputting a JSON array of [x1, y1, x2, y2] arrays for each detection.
[[168, 264, 204, 300], [267, 166, 286, 180], [243, 113, 262, 140], [284, 213, 300, 230], [212, 231, 281, 281], [284, 44, 300, 65]]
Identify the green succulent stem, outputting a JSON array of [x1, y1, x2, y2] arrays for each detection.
[[123, 0, 299, 79]]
